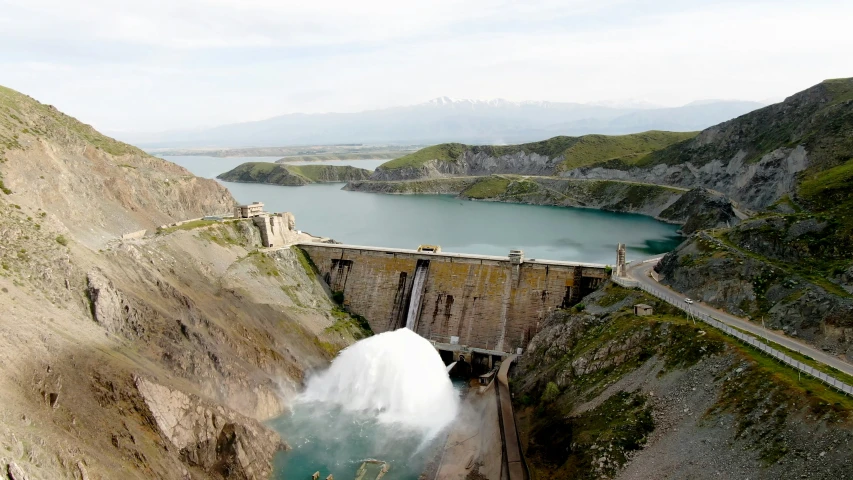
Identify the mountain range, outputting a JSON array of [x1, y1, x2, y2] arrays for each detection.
[[115, 97, 765, 149]]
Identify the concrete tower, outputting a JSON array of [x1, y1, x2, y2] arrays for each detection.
[[615, 243, 627, 277]]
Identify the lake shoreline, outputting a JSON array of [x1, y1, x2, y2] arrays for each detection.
[[165, 155, 685, 265]]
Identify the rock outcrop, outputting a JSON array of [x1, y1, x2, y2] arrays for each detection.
[[656, 232, 853, 359], [370, 151, 561, 181], [563, 145, 808, 211], [657, 187, 750, 234], [135, 377, 285, 480]]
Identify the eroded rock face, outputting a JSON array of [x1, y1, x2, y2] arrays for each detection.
[[86, 269, 149, 338], [369, 151, 561, 181], [6, 461, 30, 480], [658, 188, 748, 235], [656, 233, 853, 360], [563, 146, 808, 210], [135, 377, 286, 480]]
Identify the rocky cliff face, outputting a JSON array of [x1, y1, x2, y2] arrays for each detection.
[[562, 145, 808, 210], [564, 79, 853, 210], [513, 284, 853, 479], [658, 187, 750, 234], [0, 86, 361, 479], [656, 231, 853, 360], [369, 151, 561, 181]]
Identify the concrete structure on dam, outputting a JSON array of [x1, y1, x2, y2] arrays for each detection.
[[298, 243, 608, 355]]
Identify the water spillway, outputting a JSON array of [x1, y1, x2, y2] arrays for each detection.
[[301, 327, 459, 432], [272, 329, 462, 479], [405, 260, 430, 330], [445, 361, 457, 373]]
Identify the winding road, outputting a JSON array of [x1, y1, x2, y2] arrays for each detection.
[[627, 259, 853, 378]]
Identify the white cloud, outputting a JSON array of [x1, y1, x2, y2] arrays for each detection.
[[0, 0, 850, 131]]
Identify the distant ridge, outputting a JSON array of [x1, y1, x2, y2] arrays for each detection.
[[115, 97, 764, 149]]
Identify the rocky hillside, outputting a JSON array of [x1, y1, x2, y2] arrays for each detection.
[[565, 78, 853, 210], [218, 161, 372, 186], [0, 86, 364, 479], [637, 80, 853, 359], [370, 131, 695, 181], [0, 86, 233, 248], [513, 283, 853, 479]]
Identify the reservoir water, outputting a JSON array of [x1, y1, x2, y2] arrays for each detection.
[[162, 156, 682, 264], [159, 155, 681, 478]]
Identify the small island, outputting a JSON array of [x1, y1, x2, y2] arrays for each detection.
[[217, 162, 373, 186]]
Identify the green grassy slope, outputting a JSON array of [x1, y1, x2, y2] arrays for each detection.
[[636, 78, 853, 171], [0, 85, 144, 157], [217, 162, 371, 185], [377, 143, 468, 170], [376, 131, 695, 172], [556, 131, 697, 171]]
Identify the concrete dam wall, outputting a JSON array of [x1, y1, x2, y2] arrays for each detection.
[[298, 243, 608, 353]]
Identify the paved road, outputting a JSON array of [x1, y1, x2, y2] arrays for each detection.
[[627, 259, 853, 378]]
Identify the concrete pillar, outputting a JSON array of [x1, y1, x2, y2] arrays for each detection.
[[616, 243, 626, 277]]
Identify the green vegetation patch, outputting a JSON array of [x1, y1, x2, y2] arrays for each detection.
[[249, 250, 281, 277], [327, 306, 374, 340], [199, 221, 245, 247], [291, 246, 318, 281], [157, 219, 218, 235], [218, 162, 370, 185], [283, 164, 371, 182], [822, 78, 853, 106], [460, 175, 511, 199], [557, 131, 697, 171], [526, 391, 654, 479], [0, 173, 11, 195], [376, 131, 695, 173], [377, 143, 468, 170], [799, 158, 853, 213], [0, 85, 143, 156], [709, 343, 852, 464]]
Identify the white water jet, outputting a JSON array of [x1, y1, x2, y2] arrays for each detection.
[[405, 262, 429, 330], [300, 328, 460, 434]]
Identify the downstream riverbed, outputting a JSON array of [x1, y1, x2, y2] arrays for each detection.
[[162, 156, 681, 264]]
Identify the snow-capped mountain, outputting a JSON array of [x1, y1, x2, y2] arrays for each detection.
[[118, 97, 766, 148]]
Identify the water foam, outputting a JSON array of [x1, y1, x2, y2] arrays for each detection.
[[300, 328, 459, 433]]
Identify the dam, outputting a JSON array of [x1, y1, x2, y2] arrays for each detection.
[[298, 242, 608, 355]]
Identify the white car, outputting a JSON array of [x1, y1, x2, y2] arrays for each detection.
[[685, 298, 694, 304]]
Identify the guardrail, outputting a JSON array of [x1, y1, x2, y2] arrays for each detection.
[[612, 272, 853, 396]]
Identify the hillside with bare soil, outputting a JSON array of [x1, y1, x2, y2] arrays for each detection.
[[0, 86, 363, 479]]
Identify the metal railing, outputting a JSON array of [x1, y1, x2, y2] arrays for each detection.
[[612, 271, 853, 396]]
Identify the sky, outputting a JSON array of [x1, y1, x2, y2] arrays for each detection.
[[1, 0, 851, 133]]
